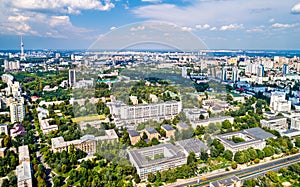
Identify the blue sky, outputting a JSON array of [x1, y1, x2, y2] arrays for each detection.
[[1, 0, 300, 50]]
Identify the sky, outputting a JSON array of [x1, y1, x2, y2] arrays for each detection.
[[1, 0, 300, 50]]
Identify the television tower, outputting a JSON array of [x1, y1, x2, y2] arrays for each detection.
[[20, 35, 26, 61]]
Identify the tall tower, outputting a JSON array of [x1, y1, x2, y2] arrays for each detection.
[[69, 69, 76, 87], [20, 35, 26, 61]]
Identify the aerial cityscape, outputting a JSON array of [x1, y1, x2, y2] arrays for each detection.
[[1, 1, 300, 187]]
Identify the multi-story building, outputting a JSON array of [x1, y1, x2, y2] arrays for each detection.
[[215, 128, 275, 154], [6, 80, 22, 97], [291, 117, 300, 130], [17, 162, 32, 187], [260, 117, 287, 131], [4, 60, 20, 71], [18, 145, 30, 164], [10, 101, 25, 123], [270, 91, 291, 112], [107, 100, 182, 124], [17, 144, 32, 187], [127, 143, 186, 180], [69, 69, 76, 87], [51, 129, 118, 154]]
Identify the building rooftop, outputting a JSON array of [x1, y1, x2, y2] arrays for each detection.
[[177, 122, 189, 129], [18, 145, 30, 163], [162, 124, 175, 131], [211, 176, 240, 187], [127, 143, 186, 168], [16, 161, 32, 183], [128, 130, 140, 137], [176, 138, 208, 154], [145, 127, 158, 134], [244, 127, 276, 140]]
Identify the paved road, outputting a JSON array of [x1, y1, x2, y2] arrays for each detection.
[[164, 153, 300, 187]]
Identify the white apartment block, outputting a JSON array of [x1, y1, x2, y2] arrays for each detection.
[[107, 100, 182, 124], [260, 117, 288, 131], [291, 117, 300, 130], [4, 60, 20, 71], [10, 102, 25, 123], [270, 91, 291, 112]]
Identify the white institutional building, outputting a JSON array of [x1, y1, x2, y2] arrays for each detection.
[[107, 100, 182, 125]]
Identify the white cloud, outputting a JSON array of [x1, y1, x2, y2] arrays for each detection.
[[272, 23, 298, 28], [110, 26, 117, 31], [220, 24, 244, 31], [291, 3, 300, 14], [141, 0, 161, 3], [9, 0, 115, 14], [195, 24, 210, 30], [130, 26, 145, 31], [8, 15, 30, 22], [210, 27, 217, 31], [269, 18, 275, 23], [246, 25, 265, 32], [181, 26, 193, 31], [0, 0, 114, 38]]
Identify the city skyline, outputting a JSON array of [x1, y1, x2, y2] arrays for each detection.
[[1, 0, 300, 50]]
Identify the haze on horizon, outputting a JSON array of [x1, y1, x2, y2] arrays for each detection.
[[1, 0, 300, 50]]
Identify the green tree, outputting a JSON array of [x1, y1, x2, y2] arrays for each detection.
[[224, 150, 233, 161], [147, 173, 156, 183], [231, 161, 237, 169], [187, 152, 196, 165], [263, 146, 275, 157]]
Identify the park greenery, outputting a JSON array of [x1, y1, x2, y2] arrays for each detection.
[[243, 163, 300, 187]]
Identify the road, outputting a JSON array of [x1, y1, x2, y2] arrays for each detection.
[[164, 153, 300, 187]]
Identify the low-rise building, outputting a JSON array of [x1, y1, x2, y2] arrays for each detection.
[[145, 127, 160, 140], [210, 176, 241, 187], [183, 108, 209, 121], [51, 129, 118, 154], [215, 128, 275, 154], [176, 138, 208, 157], [10, 123, 26, 138], [260, 117, 287, 131], [0, 147, 6, 158], [177, 122, 190, 131], [128, 130, 141, 145], [191, 116, 234, 129], [161, 124, 175, 138], [127, 143, 186, 180]]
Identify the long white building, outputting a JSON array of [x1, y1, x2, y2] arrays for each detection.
[[107, 100, 182, 124]]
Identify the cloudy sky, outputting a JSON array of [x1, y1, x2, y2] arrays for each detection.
[[1, 0, 300, 50]]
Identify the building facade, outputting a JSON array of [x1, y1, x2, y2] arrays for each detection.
[[127, 144, 186, 180], [107, 100, 182, 124], [10, 102, 25, 123]]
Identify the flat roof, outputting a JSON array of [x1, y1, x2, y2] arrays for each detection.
[[244, 127, 276, 140], [145, 127, 158, 134], [128, 130, 140, 137], [127, 143, 185, 168], [176, 138, 208, 154], [211, 176, 240, 187], [162, 124, 174, 131], [17, 161, 32, 182]]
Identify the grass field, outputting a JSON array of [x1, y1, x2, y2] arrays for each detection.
[[72, 115, 106, 123]]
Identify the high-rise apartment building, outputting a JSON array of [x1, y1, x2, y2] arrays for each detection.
[[69, 69, 76, 87], [10, 102, 25, 123]]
